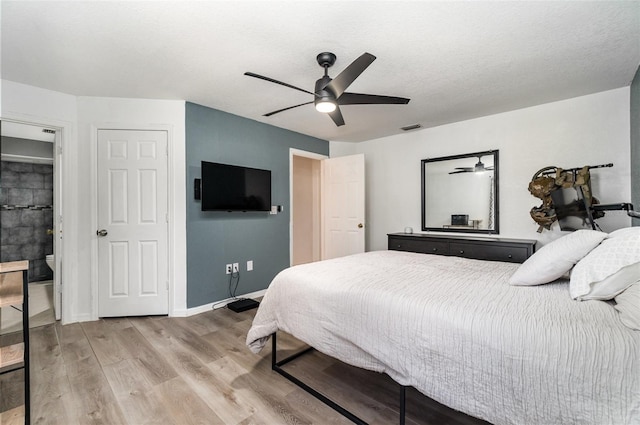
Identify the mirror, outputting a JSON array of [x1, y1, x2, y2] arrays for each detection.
[[421, 150, 499, 234]]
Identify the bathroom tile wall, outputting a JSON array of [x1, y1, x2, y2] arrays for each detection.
[[0, 161, 54, 282]]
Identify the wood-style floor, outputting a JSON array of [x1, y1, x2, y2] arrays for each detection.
[[0, 282, 55, 335], [1, 306, 489, 425]]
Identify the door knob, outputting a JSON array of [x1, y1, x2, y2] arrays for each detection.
[[358, 223, 363, 228], [96, 229, 108, 237]]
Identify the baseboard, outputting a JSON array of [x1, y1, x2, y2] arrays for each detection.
[[68, 313, 93, 324], [172, 289, 267, 317]]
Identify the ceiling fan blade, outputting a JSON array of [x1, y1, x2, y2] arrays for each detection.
[[449, 170, 470, 175], [338, 92, 410, 105], [323, 53, 376, 98], [245, 72, 317, 97], [264, 101, 314, 117], [454, 167, 474, 171], [328, 106, 345, 127]]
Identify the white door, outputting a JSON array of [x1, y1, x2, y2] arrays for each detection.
[[97, 129, 169, 317], [321, 154, 365, 260]]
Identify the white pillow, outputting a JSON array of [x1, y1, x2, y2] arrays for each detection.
[[579, 261, 640, 300], [614, 277, 640, 330], [608, 227, 640, 238], [570, 227, 640, 299], [509, 230, 607, 286]]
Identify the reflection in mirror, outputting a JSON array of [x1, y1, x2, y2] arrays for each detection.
[[421, 150, 499, 234]]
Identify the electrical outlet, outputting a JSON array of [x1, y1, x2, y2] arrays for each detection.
[[232, 263, 239, 273], [247, 260, 253, 271], [225, 264, 232, 275]]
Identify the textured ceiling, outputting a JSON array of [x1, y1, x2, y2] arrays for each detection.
[[1, 1, 639, 142]]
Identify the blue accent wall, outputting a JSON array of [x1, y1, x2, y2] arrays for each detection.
[[185, 102, 329, 308]]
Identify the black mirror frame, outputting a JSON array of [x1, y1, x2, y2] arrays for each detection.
[[421, 150, 499, 234]]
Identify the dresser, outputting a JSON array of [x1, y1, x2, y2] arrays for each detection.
[[388, 233, 536, 263]]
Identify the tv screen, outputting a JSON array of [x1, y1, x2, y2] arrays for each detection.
[[201, 161, 271, 211], [550, 186, 596, 231]]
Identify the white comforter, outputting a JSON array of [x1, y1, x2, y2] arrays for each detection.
[[247, 251, 640, 425]]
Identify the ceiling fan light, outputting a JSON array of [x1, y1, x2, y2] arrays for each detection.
[[315, 100, 336, 113]]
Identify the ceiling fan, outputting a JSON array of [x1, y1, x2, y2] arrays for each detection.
[[449, 156, 494, 174], [244, 52, 410, 127]]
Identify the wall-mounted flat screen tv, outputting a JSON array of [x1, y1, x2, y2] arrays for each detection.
[[201, 161, 271, 212]]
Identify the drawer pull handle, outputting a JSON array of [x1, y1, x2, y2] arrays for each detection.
[[459, 250, 464, 254], [508, 254, 513, 259], [432, 248, 437, 252]]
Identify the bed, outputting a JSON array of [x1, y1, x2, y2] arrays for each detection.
[[247, 250, 640, 425]]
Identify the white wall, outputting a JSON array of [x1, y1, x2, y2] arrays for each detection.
[[1, 81, 78, 124], [76, 97, 186, 319], [1, 80, 81, 322], [331, 88, 631, 251], [1, 80, 187, 322]]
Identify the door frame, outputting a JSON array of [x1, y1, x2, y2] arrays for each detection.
[[0, 116, 69, 323], [289, 148, 328, 266], [90, 124, 174, 320]]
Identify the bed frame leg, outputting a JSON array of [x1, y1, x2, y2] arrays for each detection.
[[400, 385, 407, 425], [271, 332, 277, 370]]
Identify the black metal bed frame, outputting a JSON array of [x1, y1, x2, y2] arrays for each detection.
[[271, 333, 407, 425]]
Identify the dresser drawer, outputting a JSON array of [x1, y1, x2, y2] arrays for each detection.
[[450, 242, 529, 263], [483, 245, 531, 263], [388, 237, 448, 255], [416, 240, 449, 255]]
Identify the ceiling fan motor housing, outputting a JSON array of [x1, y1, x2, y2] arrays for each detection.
[[314, 75, 336, 109]]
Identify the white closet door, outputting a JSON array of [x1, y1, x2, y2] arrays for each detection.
[[97, 129, 168, 317]]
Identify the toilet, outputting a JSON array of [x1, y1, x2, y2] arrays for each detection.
[[45, 254, 55, 273]]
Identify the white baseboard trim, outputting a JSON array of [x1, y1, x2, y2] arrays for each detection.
[[171, 289, 267, 317], [66, 313, 93, 324]]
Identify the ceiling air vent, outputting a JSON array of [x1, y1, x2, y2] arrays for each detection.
[[42, 129, 56, 134], [400, 124, 421, 131]]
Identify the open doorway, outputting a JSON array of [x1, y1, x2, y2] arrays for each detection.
[[290, 149, 366, 265], [0, 120, 61, 331], [290, 149, 326, 266]]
